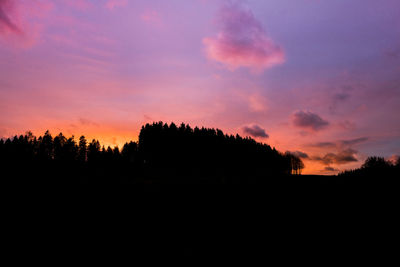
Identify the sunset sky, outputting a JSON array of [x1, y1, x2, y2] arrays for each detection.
[[1, 0, 399, 174]]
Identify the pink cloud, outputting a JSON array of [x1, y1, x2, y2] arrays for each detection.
[[105, 0, 127, 10], [387, 154, 399, 165], [203, 2, 285, 72]]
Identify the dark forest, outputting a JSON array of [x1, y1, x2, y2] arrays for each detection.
[[1, 121, 399, 185]]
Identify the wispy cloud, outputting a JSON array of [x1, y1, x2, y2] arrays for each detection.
[[308, 137, 369, 148], [329, 92, 351, 113], [105, 0, 127, 10], [78, 118, 99, 127], [203, 1, 284, 72], [338, 120, 356, 130], [248, 93, 268, 112], [140, 10, 161, 26], [0, 0, 53, 47], [63, 0, 93, 11], [341, 137, 369, 146], [0, 0, 21, 34]]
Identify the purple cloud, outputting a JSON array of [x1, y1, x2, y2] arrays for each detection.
[[340, 137, 369, 146], [292, 111, 329, 131], [333, 93, 351, 102], [203, 2, 284, 72], [324, 167, 338, 172], [287, 150, 309, 159], [309, 142, 336, 148], [242, 124, 269, 138], [308, 137, 368, 148], [313, 149, 358, 165]]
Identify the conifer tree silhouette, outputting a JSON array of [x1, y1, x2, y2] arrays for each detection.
[[4, 122, 395, 184], [78, 136, 87, 162]]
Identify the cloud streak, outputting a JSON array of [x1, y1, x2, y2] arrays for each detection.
[[63, 0, 93, 10], [287, 151, 309, 159], [292, 111, 329, 131], [0, 0, 21, 34], [323, 167, 339, 172], [341, 137, 369, 146], [308, 137, 369, 148], [242, 124, 269, 138], [203, 2, 284, 72], [0, 0, 53, 47], [313, 149, 358, 165], [105, 0, 127, 10]]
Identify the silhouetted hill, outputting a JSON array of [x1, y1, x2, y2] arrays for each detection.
[[0, 122, 303, 184], [1, 122, 398, 186]]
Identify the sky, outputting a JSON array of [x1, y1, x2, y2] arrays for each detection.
[[1, 0, 399, 174]]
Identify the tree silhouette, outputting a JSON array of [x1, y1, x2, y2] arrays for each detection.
[[64, 136, 78, 161], [113, 146, 120, 162], [121, 141, 137, 163], [78, 136, 87, 162], [54, 133, 66, 161], [87, 139, 101, 162], [5, 121, 396, 184], [38, 130, 53, 161], [340, 156, 399, 179], [285, 152, 304, 175], [362, 157, 391, 169]]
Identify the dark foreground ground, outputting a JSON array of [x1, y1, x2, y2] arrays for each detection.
[[4, 172, 398, 264], [7, 165, 398, 187], [2, 129, 398, 262]]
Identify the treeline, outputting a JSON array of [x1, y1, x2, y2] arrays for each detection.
[[339, 156, 400, 178], [0, 122, 303, 183]]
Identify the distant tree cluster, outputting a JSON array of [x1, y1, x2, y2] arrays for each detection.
[[0, 130, 137, 165], [339, 156, 400, 178], [0, 122, 303, 183], [0, 130, 139, 183], [284, 152, 305, 175]]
